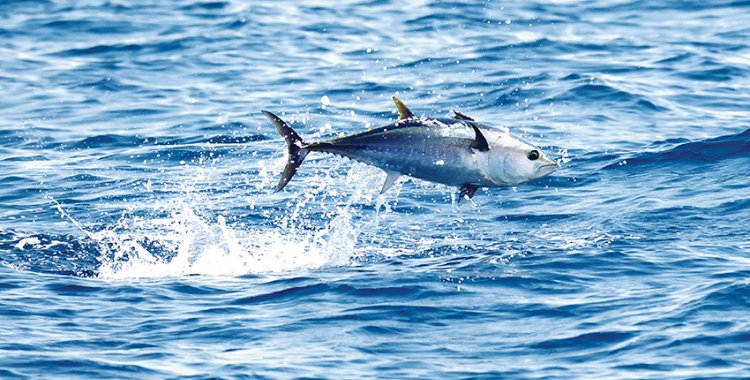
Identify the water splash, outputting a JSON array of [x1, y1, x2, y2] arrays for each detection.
[[84, 162, 398, 280], [95, 202, 357, 279]]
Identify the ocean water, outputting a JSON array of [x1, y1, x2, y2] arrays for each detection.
[[1, 0, 749, 378]]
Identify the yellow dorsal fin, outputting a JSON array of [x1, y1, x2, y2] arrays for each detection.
[[392, 96, 414, 120]]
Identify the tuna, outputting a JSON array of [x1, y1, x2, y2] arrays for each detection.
[[263, 97, 559, 199]]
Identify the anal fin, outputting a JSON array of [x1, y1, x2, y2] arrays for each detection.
[[459, 184, 479, 200], [380, 171, 401, 194]]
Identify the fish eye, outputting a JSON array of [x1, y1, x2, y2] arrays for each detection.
[[527, 150, 540, 161]]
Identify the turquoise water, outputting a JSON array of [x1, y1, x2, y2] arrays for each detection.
[[1, 1, 749, 378]]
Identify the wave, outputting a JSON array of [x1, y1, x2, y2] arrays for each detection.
[[546, 79, 667, 112], [180, 1, 231, 11], [29, 133, 268, 151], [30, 19, 136, 35], [677, 65, 746, 82], [603, 128, 750, 170], [51, 36, 199, 57], [0, 231, 99, 277], [76, 77, 140, 92], [0, 194, 361, 278]]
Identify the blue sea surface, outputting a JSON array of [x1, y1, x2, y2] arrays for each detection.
[[1, 0, 749, 378]]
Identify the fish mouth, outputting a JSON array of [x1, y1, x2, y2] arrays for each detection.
[[535, 161, 560, 176], [545, 157, 562, 168]]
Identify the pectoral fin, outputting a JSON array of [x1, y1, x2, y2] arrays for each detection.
[[469, 124, 489, 152], [459, 184, 479, 200], [392, 96, 415, 120], [380, 171, 401, 194]]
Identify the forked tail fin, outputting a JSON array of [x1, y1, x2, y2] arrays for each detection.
[[262, 110, 309, 192]]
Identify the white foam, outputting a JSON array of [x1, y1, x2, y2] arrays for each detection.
[[93, 199, 361, 280], [86, 162, 398, 280], [15, 237, 40, 250]]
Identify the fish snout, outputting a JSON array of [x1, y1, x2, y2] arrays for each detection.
[[542, 154, 560, 169], [534, 155, 560, 178]]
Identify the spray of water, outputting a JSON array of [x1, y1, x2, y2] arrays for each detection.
[[93, 203, 355, 279], [47, 161, 400, 280]]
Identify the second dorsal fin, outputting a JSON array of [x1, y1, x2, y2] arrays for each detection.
[[392, 96, 414, 120], [452, 110, 475, 121]]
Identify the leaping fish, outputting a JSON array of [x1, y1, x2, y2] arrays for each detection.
[[263, 97, 559, 199]]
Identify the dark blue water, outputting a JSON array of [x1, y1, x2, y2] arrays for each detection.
[[2, 1, 749, 378]]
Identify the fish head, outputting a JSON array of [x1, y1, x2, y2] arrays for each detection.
[[486, 131, 559, 185]]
